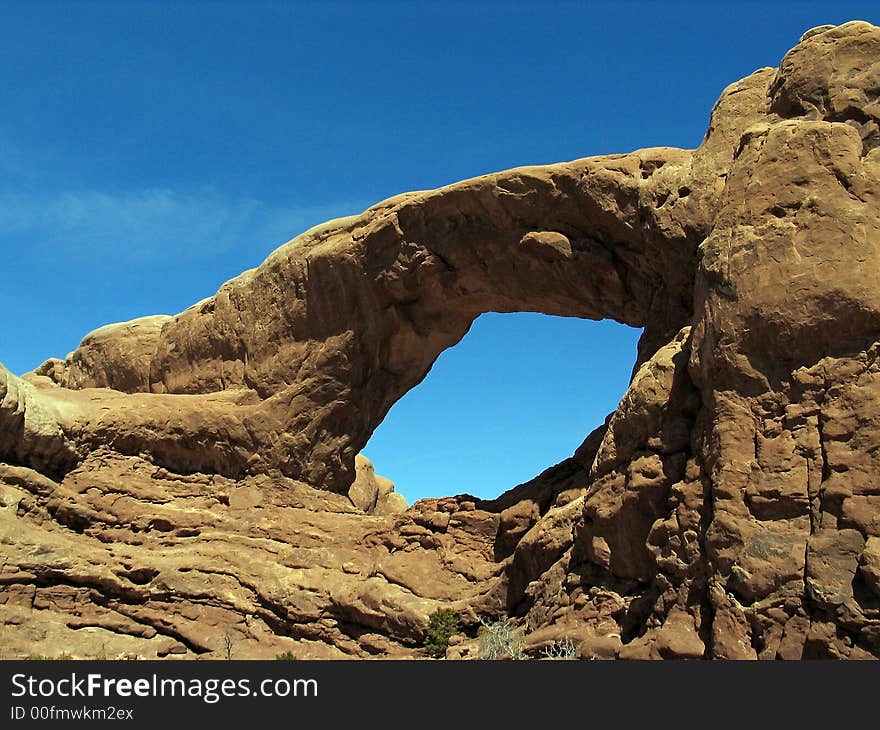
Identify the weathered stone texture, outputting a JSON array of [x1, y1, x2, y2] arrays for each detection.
[[3, 22, 880, 659]]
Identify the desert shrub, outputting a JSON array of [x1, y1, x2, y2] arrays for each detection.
[[424, 608, 460, 658], [478, 617, 526, 660], [222, 631, 236, 660], [275, 651, 298, 660], [541, 637, 578, 660]]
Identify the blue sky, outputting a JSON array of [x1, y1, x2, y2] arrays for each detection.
[[2, 1, 877, 501]]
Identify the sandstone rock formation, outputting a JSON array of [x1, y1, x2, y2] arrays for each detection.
[[2, 21, 880, 659], [348, 454, 407, 516]]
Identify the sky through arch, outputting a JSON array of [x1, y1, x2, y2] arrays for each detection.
[[364, 313, 641, 503]]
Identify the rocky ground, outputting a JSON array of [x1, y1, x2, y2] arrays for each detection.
[[3, 21, 880, 659]]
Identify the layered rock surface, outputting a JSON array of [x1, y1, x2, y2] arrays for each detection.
[[3, 21, 880, 659]]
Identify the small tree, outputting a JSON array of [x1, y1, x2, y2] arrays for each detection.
[[222, 631, 236, 660], [424, 608, 460, 658]]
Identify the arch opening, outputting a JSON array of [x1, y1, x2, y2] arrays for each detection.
[[363, 312, 642, 503]]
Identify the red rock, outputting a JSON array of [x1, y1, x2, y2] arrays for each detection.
[[4, 21, 880, 660]]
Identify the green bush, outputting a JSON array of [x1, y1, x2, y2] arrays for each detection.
[[275, 651, 298, 660], [424, 608, 460, 658]]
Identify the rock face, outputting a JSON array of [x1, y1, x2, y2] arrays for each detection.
[[3, 21, 880, 659], [0, 455, 495, 659]]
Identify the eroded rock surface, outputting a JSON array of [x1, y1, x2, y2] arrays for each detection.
[[3, 21, 880, 659]]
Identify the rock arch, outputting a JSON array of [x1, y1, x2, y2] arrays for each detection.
[[0, 19, 807, 490], [4, 138, 725, 489], [3, 20, 880, 660]]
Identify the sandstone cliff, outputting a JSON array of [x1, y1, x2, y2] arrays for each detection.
[[2, 21, 880, 659]]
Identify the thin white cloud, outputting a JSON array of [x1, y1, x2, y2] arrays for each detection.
[[0, 186, 369, 263]]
